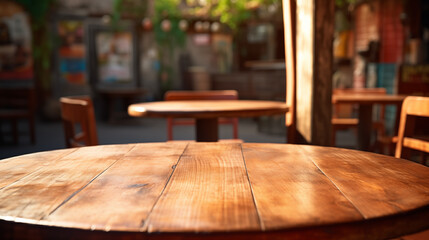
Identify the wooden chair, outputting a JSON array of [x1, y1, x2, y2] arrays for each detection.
[[60, 96, 98, 148], [331, 88, 387, 147], [395, 96, 429, 164], [164, 90, 239, 141], [0, 87, 36, 144]]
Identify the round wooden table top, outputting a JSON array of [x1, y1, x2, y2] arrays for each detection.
[[128, 100, 289, 119], [332, 94, 407, 104], [1, 143, 429, 240]]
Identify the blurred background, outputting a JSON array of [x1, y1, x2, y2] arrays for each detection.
[[0, 0, 428, 158]]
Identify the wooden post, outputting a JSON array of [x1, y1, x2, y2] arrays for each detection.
[[283, 0, 297, 143], [283, 0, 334, 145]]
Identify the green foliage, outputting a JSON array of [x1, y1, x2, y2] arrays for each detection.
[[112, 0, 148, 30], [335, 0, 357, 8], [213, 0, 250, 30], [15, 0, 55, 27], [153, 0, 186, 47], [211, 0, 281, 30], [153, 0, 186, 93]]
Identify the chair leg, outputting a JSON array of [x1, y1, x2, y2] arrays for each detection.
[[167, 118, 173, 141], [11, 119, 18, 145], [233, 118, 238, 139], [29, 116, 36, 144], [331, 128, 336, 147]]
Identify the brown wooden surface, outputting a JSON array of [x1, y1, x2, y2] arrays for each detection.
[[1, 143, 429, 239], [332, 94, 407, 105], [128, 100, 288, 142], [128, 100, 289, 119], [332, 94, 407, 151]]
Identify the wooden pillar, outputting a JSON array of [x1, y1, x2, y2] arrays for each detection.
[[283, 0, 296, 143], [283, 0, 334, 145]]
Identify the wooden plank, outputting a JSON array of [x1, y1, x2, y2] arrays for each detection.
[[403, 137, 429, 154], [47, 142, 188, 231], [144, 143, 260, 233], [301, 145, 429, 218], [294, 0, 314, 142], [0, 145, 133, 220], [0, 149, 76, 189], [242, 143, 362, 230]]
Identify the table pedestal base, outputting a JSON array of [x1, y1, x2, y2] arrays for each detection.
[[196, 118, 218, 142], [358, 104, 372, 151]]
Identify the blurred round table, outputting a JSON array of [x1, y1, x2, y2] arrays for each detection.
[[1, 143, 429, 239], [128, 100, 289, 142], [332, 94, 407, 150]]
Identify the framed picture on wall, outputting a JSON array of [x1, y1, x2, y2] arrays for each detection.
[[53, 15, 91, 97], [86, 20, 140, 89]]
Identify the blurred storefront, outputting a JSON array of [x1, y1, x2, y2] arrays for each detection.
[[0, 0, 285, 121], [333, 0, 429, 132], [334, 0, 429, 95]]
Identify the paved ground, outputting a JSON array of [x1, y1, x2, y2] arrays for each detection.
[[0, 116, 357, 160]]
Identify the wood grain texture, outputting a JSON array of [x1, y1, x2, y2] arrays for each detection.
[[243, 143, 362, 230], [1, 143, 429, 239], [0, 145, 133, 220], [128, 100, 288, 119], [313, 0, 334, 146], [0, 149, 76, 189], [300, 145, 429, 218], [144, 143, 260, 233], [47, 142, 187, 231]]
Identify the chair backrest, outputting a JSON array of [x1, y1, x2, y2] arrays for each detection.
[[395, 96, 429, 160], [60, 96, 98, 148], [165, 90, 239, 101], [164, 90, 239, 140]]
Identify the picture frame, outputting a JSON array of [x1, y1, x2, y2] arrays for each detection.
[[86, 19, 140, 90], [53, 15, 91, 97]]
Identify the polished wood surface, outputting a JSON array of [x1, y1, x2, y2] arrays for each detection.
[[128, 100, 288, 142], [332, 94, 407, 151], [128, 100, 288, 119], [395, 96, 429, 162], [1, 143, 429, 239]]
